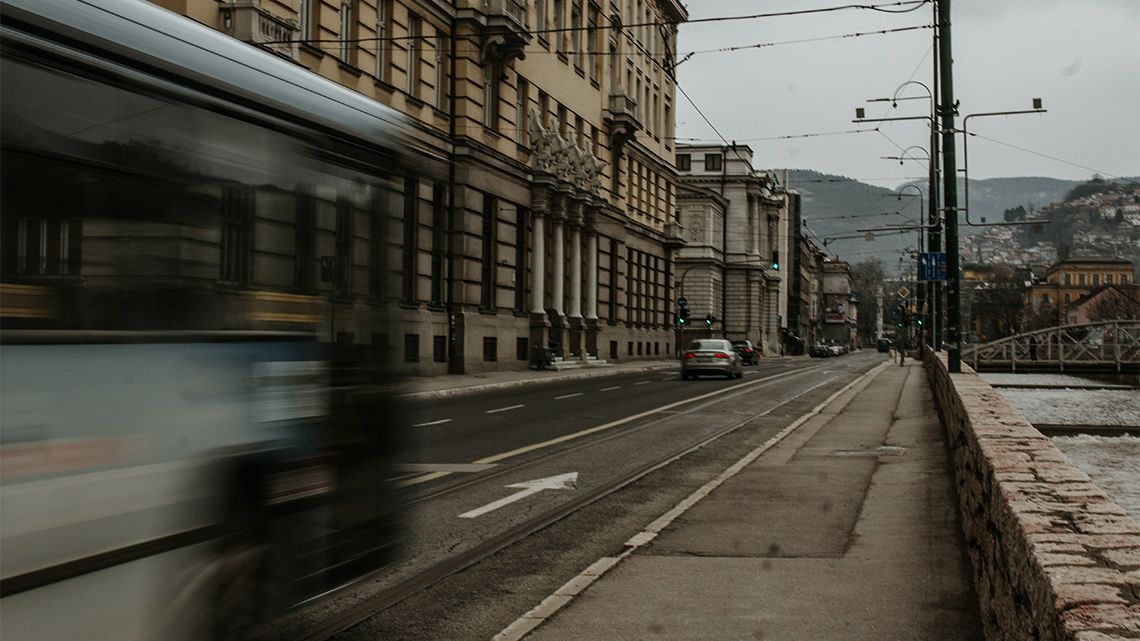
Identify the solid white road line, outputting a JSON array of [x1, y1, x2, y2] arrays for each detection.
[[487, 404, 525, 414], [599, 386, 621, 392], [634, 380, 652, 386], [555, 392, 583, 400], [412, 418, 453, 427]]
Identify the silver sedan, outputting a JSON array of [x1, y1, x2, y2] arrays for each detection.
[[681, 338, 744, 380]]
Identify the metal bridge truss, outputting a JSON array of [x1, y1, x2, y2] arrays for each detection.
[[962, 321, 1140, 373]]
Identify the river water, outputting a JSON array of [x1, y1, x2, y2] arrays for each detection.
[[982, 373, 1140, 524]]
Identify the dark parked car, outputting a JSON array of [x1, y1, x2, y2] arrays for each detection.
[[681, 339, 744, 380], [809, 343, 831, 358], [732, 340, 759, 365], [877, 338, 892, 353]]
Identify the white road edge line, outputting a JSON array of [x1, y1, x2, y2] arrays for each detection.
[[599, 386, 621, 392], [412, 418, 453, 427], [486, 404, 525, 414], [554, 393, 583, 400], [490, 360, 891, 641], [399, 365, 825, 487]]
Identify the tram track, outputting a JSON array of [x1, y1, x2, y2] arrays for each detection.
[[290, 359, 867, 641]]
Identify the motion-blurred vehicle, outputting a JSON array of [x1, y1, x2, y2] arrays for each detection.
[[0, 0, 422, 638], [682, 339, 744, 380], [732, 340, 759, 365], [877, 338, 893, 353], [809, 343, 832, 358]]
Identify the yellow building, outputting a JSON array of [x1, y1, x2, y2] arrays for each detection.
[[1028, 258, 1134, 317], [148, 0, 687, 373]]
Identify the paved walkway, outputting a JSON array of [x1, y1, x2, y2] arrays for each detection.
[[510, 361, 984, 641]]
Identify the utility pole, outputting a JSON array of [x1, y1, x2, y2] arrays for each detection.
[[937, 0, 961, 372]]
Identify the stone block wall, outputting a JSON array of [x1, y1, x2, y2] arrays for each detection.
[[924, 350, 1140, 640]]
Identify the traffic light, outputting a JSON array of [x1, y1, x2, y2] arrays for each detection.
[[678, 307, 688, 325], [771, 250, 780, 271], [916, 317, 924, 327], [705, 314, 714, 327]]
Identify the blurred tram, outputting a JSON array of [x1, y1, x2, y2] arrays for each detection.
[[0, 0, 428, 638]]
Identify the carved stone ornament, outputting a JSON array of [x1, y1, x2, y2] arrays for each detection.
[[685, 208, 706, 243], [528, 108, 604, 197]]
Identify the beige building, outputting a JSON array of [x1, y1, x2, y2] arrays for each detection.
[[152, 0, 688, 373], [674, 144, 784, 355]]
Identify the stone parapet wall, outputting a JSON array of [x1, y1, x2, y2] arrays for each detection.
[[923, 349, 1140, 640]]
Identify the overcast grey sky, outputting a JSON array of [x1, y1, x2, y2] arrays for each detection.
[[675, 0, 1140, 189]]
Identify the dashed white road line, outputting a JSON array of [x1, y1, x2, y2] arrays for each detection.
[[555, 392, 583, 400], [633, 380, 652, 386], [599, 386, 621, 392], [486, 404, 525, 414], [413, 418, 453, 427]]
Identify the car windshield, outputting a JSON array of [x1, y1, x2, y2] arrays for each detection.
[[689, 340, 728, 351]]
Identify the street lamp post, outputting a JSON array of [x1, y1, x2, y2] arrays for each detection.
[[959, 101, 1048, 226]]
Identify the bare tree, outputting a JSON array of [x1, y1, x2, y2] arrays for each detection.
[[972, 265, 1028, 339], [850, 258, 886, 344]]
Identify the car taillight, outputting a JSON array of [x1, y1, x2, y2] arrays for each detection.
[[745, 348, 753, 353], [683, 352, 697, 359], [714, 352, 730, 359]]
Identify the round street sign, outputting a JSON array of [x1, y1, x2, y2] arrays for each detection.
[[897, 286, 910, 299], [678, 297, 688, 308]]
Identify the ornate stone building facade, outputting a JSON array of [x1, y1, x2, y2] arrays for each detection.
[[674, 144, 785, 355], [149, 0, 688, 374]]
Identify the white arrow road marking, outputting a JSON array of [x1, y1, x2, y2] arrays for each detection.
[[486, 404, 525, 414], [458, 472, 579, 519], [413, 418, 452, 427]]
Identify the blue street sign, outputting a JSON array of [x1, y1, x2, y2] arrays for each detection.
[[918, 252, 947, 282]]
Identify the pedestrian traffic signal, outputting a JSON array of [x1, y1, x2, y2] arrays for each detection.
[[678, 308, 688, 325]]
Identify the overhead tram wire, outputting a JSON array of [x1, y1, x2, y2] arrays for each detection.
[[255, 0, 932, 46], [966, 132, 1123, 180], [685, 24, 932, 57]]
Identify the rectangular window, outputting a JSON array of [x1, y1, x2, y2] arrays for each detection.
[[553, 0, 565, 52], [335, 195, 352, 295], [402, 177, 418, 302], [481, 194, 497, 309], [407, 14, 421, 97], [587, 11, 600, 81], [368, 186, 386, 298], [704, 153, 723, 171], [608, 238, 618, 323], [1106, 274, 1113, 285], [676, 153, 690, 171], [340, 0, 357, 63], [9, 217, 79, 278], [557, 104, 568, 137], [514, 207, 528, 312], [434, 34, 445, 109], [1093, 274, 1101, 286], [536, 0, 547, 36], [295, 189, 315, 291], [516, 337, 529, 361], [404, 333, 420, 362], [609, 340, 618, 360], [483, 336, 498, 361], [220, 185, 253, 285], [516, 77, 529, 145], [376, 0, 392, 81], [1064, 293, 1071, 304], [483, 66, 499, 129], [1079, 274, 1086, 286], [539, 90, 550, 127], [433, 335, 447, 362], [571, 3, 583, 68], [430, 182, 446, 304], [300, 0, 319, 41]]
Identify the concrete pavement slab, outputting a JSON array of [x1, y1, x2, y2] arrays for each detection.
[[523, 362, 983, 641]]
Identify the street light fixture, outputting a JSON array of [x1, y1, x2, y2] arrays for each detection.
[[958, 99, 1049, 226]]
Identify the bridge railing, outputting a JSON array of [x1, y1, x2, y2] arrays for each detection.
[[962, 320, 1140, 372]]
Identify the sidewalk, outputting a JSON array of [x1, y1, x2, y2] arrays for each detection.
[[397, 356, 809, 400], [507, 361, 984, 641]]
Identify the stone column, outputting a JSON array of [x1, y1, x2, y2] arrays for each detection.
[[584, 201, 603, 359], [548, 191, 567, 358], [529, 181, 553, 368], [567, 198, 584, 358]]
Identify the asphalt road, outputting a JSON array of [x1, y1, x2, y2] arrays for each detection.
[[262, 351, 886, 641]]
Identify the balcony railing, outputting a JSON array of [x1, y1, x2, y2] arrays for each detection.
[[483, 0, 528, 31]]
